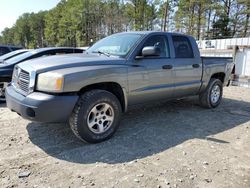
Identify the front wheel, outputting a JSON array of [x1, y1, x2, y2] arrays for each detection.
[[69, 89, 122, 143], [199, 78, 223, 108]]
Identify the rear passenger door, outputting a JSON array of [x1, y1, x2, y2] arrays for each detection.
[[171, 35, 202, 97]]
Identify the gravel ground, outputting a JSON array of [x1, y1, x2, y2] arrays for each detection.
[[0, 86, 250, 188]]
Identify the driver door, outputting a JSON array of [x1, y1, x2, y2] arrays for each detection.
[[128, 35, 175, 104]]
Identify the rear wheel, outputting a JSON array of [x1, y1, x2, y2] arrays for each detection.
[[69, 89, 122, 143], [199, 78, 223, 108]]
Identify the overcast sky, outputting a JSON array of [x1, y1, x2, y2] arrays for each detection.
[[0, 0, 61, 33]]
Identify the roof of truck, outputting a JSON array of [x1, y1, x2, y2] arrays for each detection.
[[120, 31, 187, 36]]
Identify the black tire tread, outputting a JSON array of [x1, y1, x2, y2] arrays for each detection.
[[69, 89, 121, 143], [199, 78, 223, 108]]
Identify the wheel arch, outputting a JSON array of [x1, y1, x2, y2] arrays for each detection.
[[210, 72, 225, 83], [77, 82, 127, 112]]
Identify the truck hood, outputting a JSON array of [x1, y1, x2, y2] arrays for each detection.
[[18, 53, 126, 73]]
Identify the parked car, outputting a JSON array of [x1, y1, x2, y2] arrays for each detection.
[[0, 45, 22, 56], [6, 32, 234, 143], [0, 49, 31, 63], [0, 47, 84, 101]]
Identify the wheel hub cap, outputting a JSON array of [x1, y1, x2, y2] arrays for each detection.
[[211, 84, 221, 104], [87, 103, 114, 134]]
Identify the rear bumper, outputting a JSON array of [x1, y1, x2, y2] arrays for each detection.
[[6, 86, 78, 123]]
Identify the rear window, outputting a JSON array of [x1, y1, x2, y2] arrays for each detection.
[[0, 47, 10, 56], [172, 36, 194, 58], [10, 47, 22, 51]]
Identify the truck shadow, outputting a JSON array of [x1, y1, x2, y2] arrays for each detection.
[[27, 97, 250, 164]]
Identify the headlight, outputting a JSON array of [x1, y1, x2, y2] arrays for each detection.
[[36, 72, 64, 92]]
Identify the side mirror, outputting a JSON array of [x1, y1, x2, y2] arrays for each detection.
[[142, 46, 161, 57]]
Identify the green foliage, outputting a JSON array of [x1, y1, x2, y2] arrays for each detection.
[[0, 11, 47, 48], [0, 0, 249, 47]]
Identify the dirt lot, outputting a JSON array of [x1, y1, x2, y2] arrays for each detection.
[[0, 86, 250, 188]]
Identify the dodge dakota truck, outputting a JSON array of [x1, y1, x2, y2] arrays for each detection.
[[6, 32, 234, 143]]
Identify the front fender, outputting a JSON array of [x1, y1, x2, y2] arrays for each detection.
[[48, 65, 128, 92]]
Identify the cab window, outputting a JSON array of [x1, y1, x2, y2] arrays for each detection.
[[141, 35, 170, 58]]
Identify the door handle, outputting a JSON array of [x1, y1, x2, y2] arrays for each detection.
[[162, 65, 173, 70], [192, 64, 200, 68]]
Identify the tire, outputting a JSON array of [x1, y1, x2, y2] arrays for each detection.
[[0, 82, 7, 103], [69, 89, 122, 143], [199, 78, 223, 108]]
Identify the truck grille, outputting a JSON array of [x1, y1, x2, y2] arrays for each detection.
[[13, 67, 30, 95]]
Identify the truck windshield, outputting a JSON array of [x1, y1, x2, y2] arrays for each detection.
[[86, 33, 142, 57]]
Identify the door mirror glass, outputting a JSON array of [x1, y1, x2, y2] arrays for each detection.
[[142, 46, 161, 57]]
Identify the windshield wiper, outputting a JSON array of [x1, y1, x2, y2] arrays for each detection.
[[92, 50, 110, 57]]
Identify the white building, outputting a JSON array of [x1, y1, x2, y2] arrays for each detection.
[[197, 37, 250, 50]]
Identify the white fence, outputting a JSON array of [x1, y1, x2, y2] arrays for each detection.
[[197, 37, 250, 50], [200, 49, 233, 57]]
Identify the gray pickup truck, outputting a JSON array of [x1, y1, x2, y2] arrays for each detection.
[[6, 31, 234, 143]]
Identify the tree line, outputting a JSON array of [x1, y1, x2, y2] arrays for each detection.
[[0, 0, 249, 48]]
